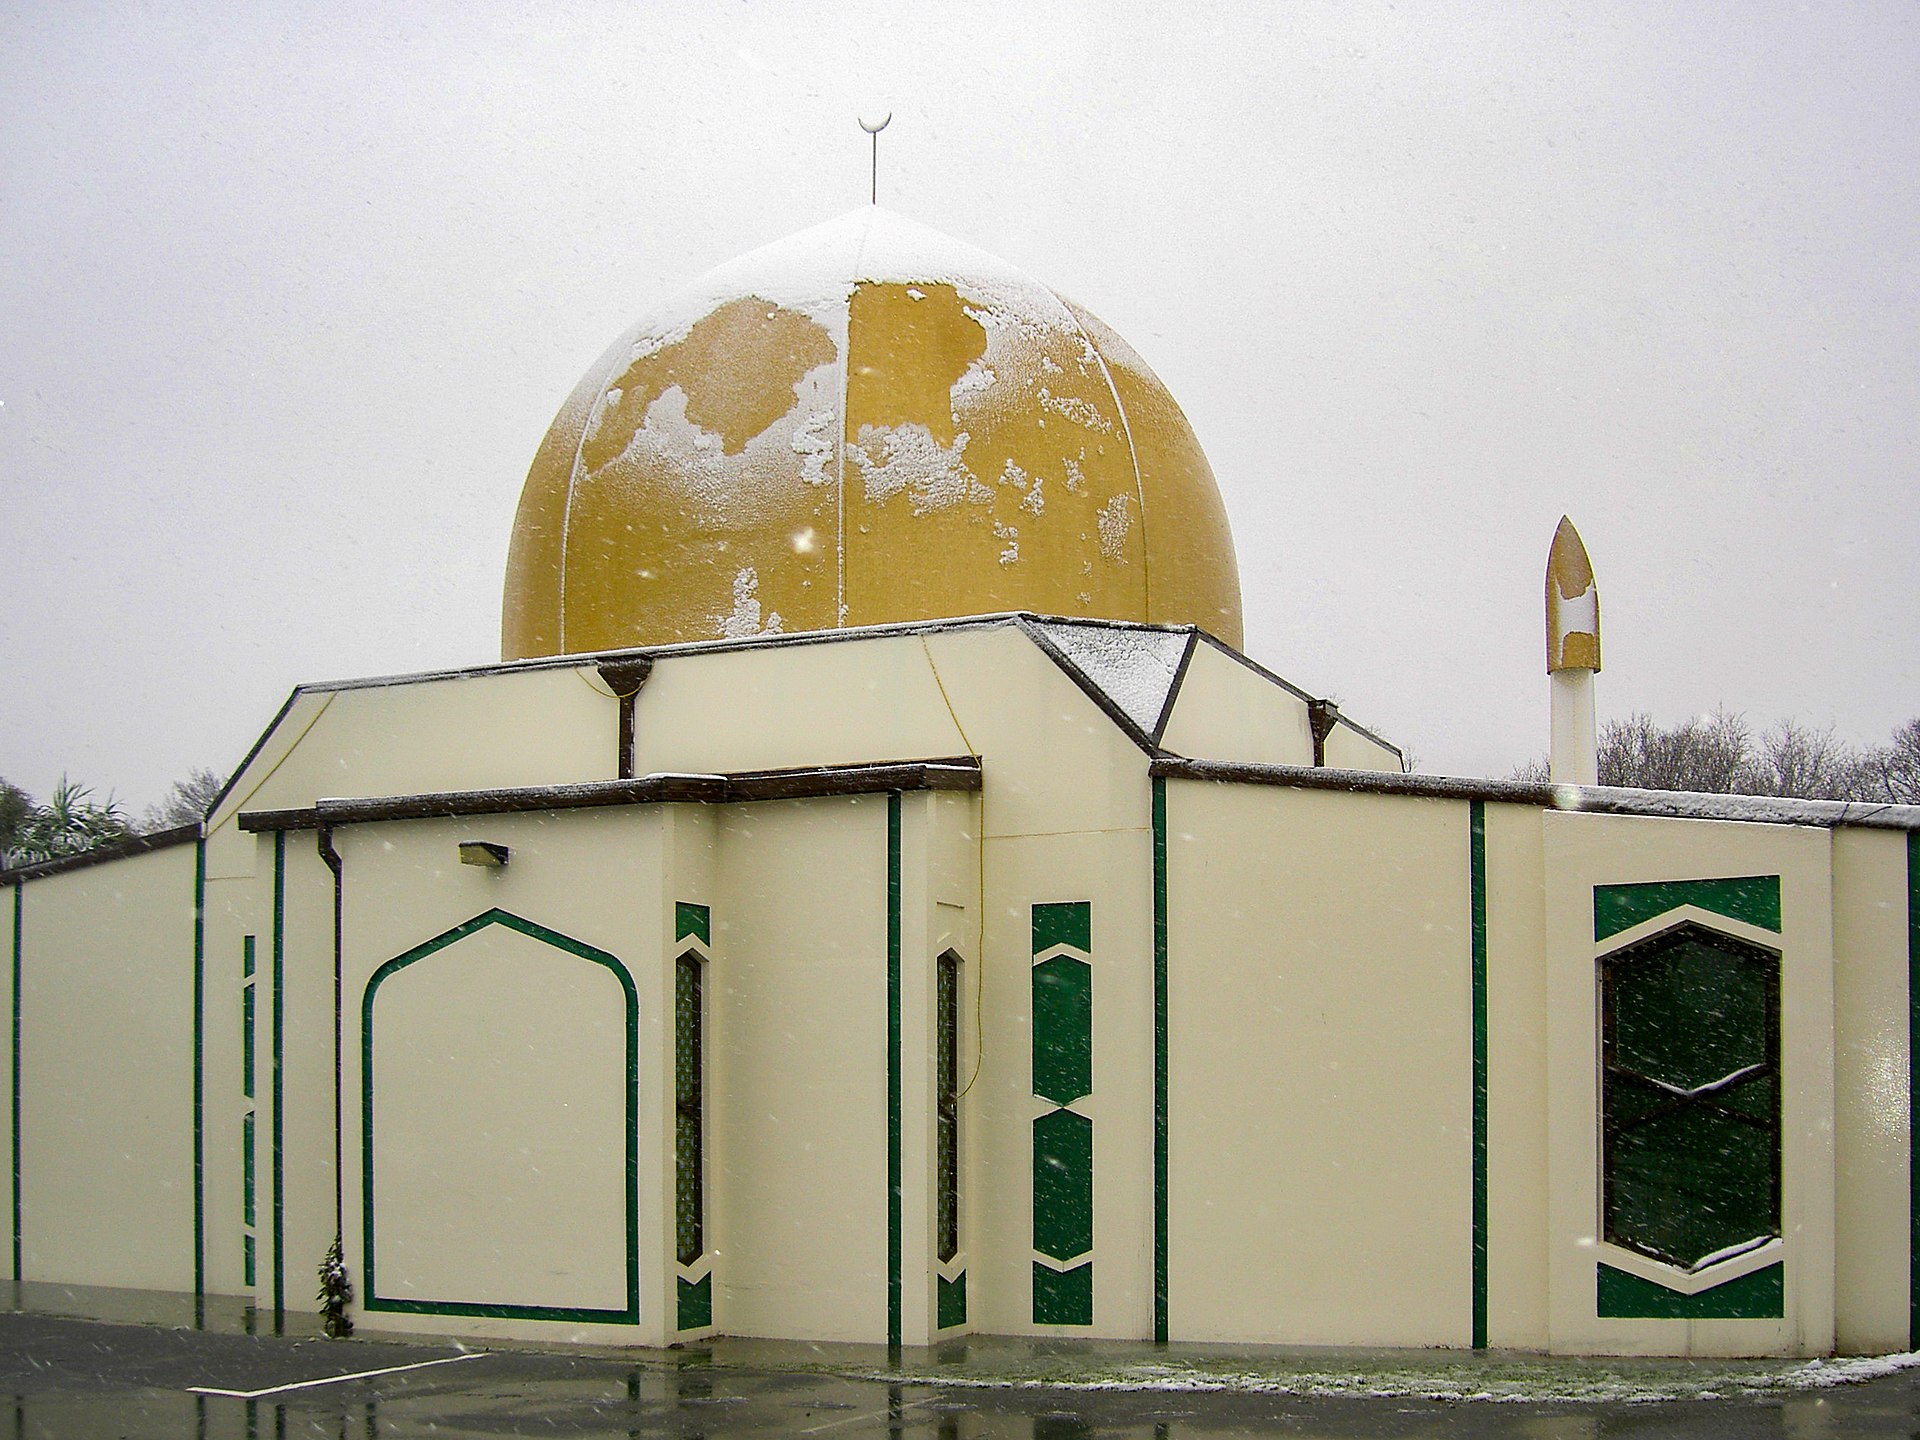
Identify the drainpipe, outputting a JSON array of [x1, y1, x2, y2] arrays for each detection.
[[597, 658, 655, 780]]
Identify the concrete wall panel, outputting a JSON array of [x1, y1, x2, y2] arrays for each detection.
[[1831, 826, 1911, 1353], [17, 845, 198, 1291], [1156, 642, 1313, 765], [1163, 782, 1474, 1346]]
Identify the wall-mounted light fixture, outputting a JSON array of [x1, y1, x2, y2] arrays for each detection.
[[458, 841, 511, 868]]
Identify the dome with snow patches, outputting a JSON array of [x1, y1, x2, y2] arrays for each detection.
[[502, 207, 1243, 658]]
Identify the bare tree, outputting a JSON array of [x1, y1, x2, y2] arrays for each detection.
[[1855, 718, 1920, 805], [1597, 709, 1752, 792], [1746, 720, 1858, 800], [141, 767, 228, 832], [1511, 712, 1920, 802]]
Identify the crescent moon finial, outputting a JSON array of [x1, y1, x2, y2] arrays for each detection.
[[859, 112, 892, 135]]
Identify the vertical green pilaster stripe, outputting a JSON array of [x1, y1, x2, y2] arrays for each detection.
[[1909, 831, 1919, 1349], [10, 883, 20, 1283], [1469, 801, 1488, 1351], [193, 839, 207, 1318], [1152, 776, 1169, 1344], [271, 831, 286, 1333], [886, 791, 902, 1349]]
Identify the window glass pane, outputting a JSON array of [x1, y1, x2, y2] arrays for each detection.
[[675, 953, 703, 1267], [1600, 921, 1779, 1269], [937, 952, 959, 1264]]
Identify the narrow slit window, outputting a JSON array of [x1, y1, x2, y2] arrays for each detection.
[[242, 1109, 255, 1228], [675, 952, 704, 1267], [937, 949, 961, 1265], [242, 982, 255, 1100]]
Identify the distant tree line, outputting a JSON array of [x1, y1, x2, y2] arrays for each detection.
[[1513, 713, 1919, 803], [0, 768, 226, 869]]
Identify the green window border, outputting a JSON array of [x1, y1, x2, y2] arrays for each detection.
[[1595, 875, 1781, 942], [360, 908, 640, 1325], [1598, 1260, 1783, 1319]]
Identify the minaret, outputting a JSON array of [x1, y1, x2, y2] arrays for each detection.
[[1546, 516, 1601, 785]]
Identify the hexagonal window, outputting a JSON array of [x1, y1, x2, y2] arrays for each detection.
[[1600, 920, 1779, 1269]]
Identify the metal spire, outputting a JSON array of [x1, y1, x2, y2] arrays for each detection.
[[859, 113, 891, 205]]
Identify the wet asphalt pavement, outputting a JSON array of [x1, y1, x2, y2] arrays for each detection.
[[4, 1310, 1920, 1438]]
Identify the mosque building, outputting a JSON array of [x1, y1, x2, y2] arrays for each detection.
[[4, 207, 1917, 1359]]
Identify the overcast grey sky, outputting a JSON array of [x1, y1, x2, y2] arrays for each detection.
[[3, 0, 1915, 810]]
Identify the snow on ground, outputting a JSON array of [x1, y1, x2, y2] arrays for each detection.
[[839, 1348, 1920, 1405]]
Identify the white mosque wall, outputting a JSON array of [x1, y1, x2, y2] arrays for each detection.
[[920, 627, 1152, 839], [630, 635, 968, 776], [332, 806, 668, 1347], [1542, 811, 1835, 1357], [270, 830, 348, 1330], [222, 665, 619, 820], [1483, 800, 1552, 1349], [1830, 826, 1912, 1355], [12, 843, 198, 1293], [1319, 720, 1404, 773], [3, 628, 1916, 1360], [711, 795, 891, 1343], [976, 826, 1157, 1340], [205, 691, 333, 842], [911, 789, 984, 1346], [1155, 640, 1314, 765], [652, 802, 716, 1347], [200, 854, 267, 1301], [1161, 781, 1475, 1346]]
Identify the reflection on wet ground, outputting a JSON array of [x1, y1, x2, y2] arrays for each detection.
[[3, 1295, 1919, 1438]]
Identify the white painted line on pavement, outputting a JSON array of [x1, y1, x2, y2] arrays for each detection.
[[188, 1351, 485, 1399]]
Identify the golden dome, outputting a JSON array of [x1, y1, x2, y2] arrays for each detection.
[[502, 208, 1242, 658]]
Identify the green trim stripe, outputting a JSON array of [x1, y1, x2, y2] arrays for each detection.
[[193, 839, 206, 1317], [677, 1273, 712, 1330], [1598, 1261, 1784, 1319], [271, 831, 286, 1333], [10, 883, 19, 1283], [674, 902, 710, 947], [1909, 832, 1919, 1350], [361, 908, 641, 1324], [1469, 801, 1488, 1350], [886, 791, 903, 1349], [937, 1270, 966, 1331], [1152, 777, 1169, 1343], [1033, 902, 1091, 957], [1595, 875, 1781, 941], [1033, 1260, 1094, 1326], [1031, 898, 1095, 1329]]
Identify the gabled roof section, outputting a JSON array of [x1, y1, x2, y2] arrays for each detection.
[[1018, 617, 1197, 752]]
